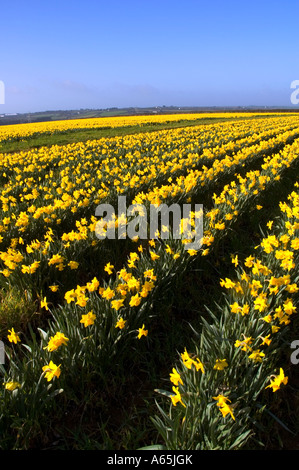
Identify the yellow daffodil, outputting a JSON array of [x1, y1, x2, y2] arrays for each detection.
[[42, 361, 61, 381], [170, 386, 186, 407], [115, 317, 126, 329], [137, 324, 148, 339], [41, 297, 49, 310], [170, 368, 183, 386], [80, 311, 96, 327], [213, 394, 235, 420], [104, 262, 114, 275], [7, 328, 21, 344], [266, 368, 288, 392], [111, 299, 125, 311], [44, 332, 69, 352], [4, 381, 21, 391], [213, 359, 228, 370]]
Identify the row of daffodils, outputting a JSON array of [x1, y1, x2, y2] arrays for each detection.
[[0, 113, 299, 449], [0, 111, 283, 145], [152, 181, 299, 450], [1, 115, 299, 302]]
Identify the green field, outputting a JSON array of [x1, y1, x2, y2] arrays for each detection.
[[0, 112, 299, 450]]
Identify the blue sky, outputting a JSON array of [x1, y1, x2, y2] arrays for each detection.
[[1, 0, 299, 113]]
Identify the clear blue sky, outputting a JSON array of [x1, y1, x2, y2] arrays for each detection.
[[1, 0, 299, 113]]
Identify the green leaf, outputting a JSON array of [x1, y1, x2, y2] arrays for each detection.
[[154, 388, 173, 398], [261, 406, 296, 435], [229, 429, 252, 449], [37, 328, 49, 341]]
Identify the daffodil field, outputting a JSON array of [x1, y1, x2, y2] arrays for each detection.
[[0, 112, 299, 449]]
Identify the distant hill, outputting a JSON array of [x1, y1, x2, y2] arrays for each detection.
[[0, 105, 298, 126]]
